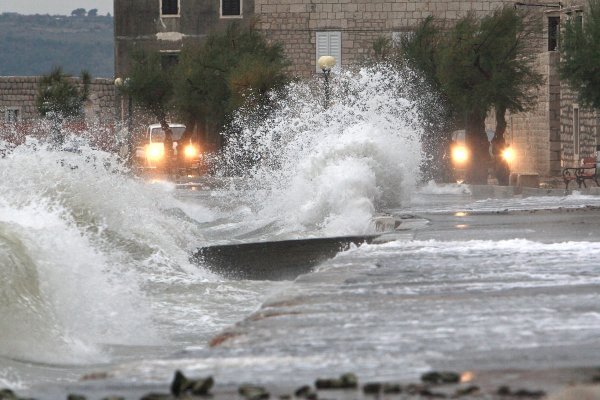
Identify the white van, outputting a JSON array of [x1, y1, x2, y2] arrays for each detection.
[[135, 123, 203, 175]]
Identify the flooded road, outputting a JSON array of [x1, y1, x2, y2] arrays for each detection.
[[81, 191, 600, 394], [1, 66, 599, 398], [7, 184, 600, 400]]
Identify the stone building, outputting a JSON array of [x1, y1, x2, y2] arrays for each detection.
[[254, 0, 599, 178], [0, 76, 117, 124], [113, 0, 256, 150], [557, 1, 600, 170], [256, 0, 537, 76], [110, 0, 598, 179], [0, 76, 119, 152], [114, 0, 255, 78]]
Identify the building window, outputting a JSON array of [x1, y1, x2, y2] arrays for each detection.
[[548, 16, 560, 51], [161, 52, 180, 69], [221, 0, 242, 17], [4, 107, 20, 123], [316, 31, 342, 73], [161, 0, 179, 16], [573, 105, 580, 159]]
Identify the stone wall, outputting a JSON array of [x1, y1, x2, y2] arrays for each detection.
[[495, 51, 561, 176], [255, 0, 558, 77], [560, 84, 599, 167], [557, 0, 599, 168], [255, 0, 561, 177], [0, 76, 118, 123]]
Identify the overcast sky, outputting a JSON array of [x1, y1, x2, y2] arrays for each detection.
[[0, 0, 113, 15]]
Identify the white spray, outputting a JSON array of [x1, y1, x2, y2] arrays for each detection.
[[219, 65, 423, 236]]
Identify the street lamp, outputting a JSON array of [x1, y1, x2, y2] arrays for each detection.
[[318, 55, 336, 109], [114, 77, 133, 165]]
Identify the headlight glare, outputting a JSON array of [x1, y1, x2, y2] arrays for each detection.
[[501, 147, 515, 163], [451, 145, 469, 165], [146, 143, 165, 161], [184, 144, 198, 158]]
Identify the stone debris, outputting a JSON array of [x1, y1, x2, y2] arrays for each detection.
[[0, 389, 16, 400], [67, 395, 87, 400], [239, 384, 270, 400], [454, 385, 480, 397], [421, 371, 461, 385], [497, 385, 545, 398], [362, 382, 402, 394], [0, 370, 596, 400], [170, 370, 214, 397], [294, 385, 314, 398], [315, 373, 358, 390]]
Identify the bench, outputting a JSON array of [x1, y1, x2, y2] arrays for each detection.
[[562, 157, 600, 189]]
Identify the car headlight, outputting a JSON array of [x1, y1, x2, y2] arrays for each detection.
[[184, 144, 199, 159], [451, 145, 469, 165], [146, 143, 165, 161], [501, 147, 515, 163]]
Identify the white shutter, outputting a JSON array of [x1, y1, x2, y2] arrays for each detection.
[[328, 31, 341, 71], [316, 31, 342, 72], [316, 32, 329, 72]]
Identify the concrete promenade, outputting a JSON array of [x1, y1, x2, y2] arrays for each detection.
[[8, 182, 600, 400], [469, 183, 600, 198]]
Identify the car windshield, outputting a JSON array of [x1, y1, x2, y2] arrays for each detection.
[[150, 126, 185, 142], [451, 129, 494, 143], [451, 130, 466, 143]]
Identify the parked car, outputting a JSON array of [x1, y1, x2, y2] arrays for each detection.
[[134, 123, 204, 175]]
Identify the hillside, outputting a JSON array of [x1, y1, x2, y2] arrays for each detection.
[[0, 13, 114, 78]]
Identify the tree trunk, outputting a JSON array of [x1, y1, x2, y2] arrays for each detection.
[[492, 106, 510, 185], [465, 111, 490, 185]]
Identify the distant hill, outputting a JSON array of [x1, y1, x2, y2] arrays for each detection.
[[0, 13, 114, 78]]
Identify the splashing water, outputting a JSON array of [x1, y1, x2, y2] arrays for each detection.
[[0, 136, 223, 365], [0, 66, 425, 385], [0, 201, 151, 364], [219, 65, 423, 236]]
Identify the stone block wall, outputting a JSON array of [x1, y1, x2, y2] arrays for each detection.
[[256, 0, 559, 177], [0, 77, 40, 121], [547, 52, 562, 175], [0, 76, 117, 123], [87, 79, 120, 122], [557, 0, 599, 168], [560, 84, 599, 167], [496, 51, 560, 176], [255, 0, 556, 77]]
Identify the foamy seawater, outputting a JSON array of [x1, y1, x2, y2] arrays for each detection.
[[218, 66, 423, 236], [2, 66, 600, 396], [0, 66, 424, 389], [104, 238, 600, 387], [0, 143, 291, 386]]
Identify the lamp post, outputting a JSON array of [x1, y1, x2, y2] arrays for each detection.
[[318, 55, 336, 109], [114, 77, 133, 165]]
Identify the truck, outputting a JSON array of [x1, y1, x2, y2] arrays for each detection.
[[134, 123, 204, 176]]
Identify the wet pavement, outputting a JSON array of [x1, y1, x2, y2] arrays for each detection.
[[12, 186, 600, 400]]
